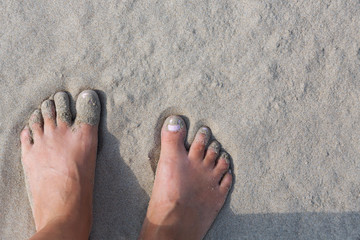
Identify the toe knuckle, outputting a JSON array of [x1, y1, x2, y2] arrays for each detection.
[[218, 161, 229, 171], [193, 143, 205, 152], [163, 136, 179, 145], [208, 149, 218, 157]]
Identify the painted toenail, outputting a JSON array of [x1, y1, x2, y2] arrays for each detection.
[[76, 90, 101, 126], [220, 152, 230, 164], [196, 127, 211, 144], [209, 141, 221, 154], [199, 127, 209, 134], [166, 116, 184, 132]]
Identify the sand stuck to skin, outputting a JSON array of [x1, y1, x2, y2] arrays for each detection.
[[1, 1, 360, 239]]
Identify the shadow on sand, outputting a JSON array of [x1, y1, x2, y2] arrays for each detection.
[[207, 198, 360, 239], [90, 91, 149, 239]]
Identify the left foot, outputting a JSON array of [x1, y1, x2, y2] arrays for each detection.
[[20, 90, 101, 239]]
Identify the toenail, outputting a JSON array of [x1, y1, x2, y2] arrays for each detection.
[[54, 92, 72, 125], [166, 116, 184, 132], [209, 141, 221, 154], [30, 110, 43, 125], [196, 127, 211, 144], [220, 152, 230, 164], [54, 92, 72, 124], [198, 127, 210, 135], [76, 90, 101, 126], [41, 100, 55, 119]]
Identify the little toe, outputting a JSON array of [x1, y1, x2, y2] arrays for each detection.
[[41, 99, 56, 131], [188, 127, 211, 161], [203, 140, 221, 167], [219, 171, 233, 195], [75, 90, 101, 128], [214, 152, 230, 181], [54, 91, 72, 127], [160, 115, 187, 155], [29, 109, 43, 140], [20, 125, 32, 154]]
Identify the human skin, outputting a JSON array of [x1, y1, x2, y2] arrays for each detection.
[[20, 91, 232, 240], [21, 90, 100, 240], [138, 116, 232, 240]]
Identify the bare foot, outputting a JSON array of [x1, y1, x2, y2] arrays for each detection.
[[20, 90, 101, 240], [139, 116, 233, 240]]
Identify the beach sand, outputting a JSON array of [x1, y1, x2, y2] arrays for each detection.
[[1, 1, 360, 239]]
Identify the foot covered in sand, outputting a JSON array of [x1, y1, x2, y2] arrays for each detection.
[[20, 90, 100, 240], [139, 116, 233, 240]]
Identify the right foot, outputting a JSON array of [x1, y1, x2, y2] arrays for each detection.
[[139, 116, 233, 240], [20, 90, 101, 239]]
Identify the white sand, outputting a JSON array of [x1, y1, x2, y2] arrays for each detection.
[[1, 1, 360, 239]]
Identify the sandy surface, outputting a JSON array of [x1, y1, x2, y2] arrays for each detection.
[[1, 1, 360, 239]]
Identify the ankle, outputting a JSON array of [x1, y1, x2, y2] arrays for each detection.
[[139, 218, 201, 240], [34, 213, 92, 240], [139, 205, 202, 240], [139, 218, 174, 240]]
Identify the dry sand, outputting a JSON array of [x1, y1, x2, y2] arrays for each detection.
[[1, 1, 360, 239]]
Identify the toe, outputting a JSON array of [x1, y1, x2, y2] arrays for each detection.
[[29, 109, 43, 140], [188, 127, 211, 161], [203, 140, 221, 167], [54, 91, 72, 127], [20, 125, 32, 154], [219, 171, 233, 195], [41, 99, 56, 131], [160, 115, 187, 155], [75, 90, 101, 127], [214, 152, 230, 181]]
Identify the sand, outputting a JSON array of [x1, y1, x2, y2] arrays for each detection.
[[1, 0, 360, 239]]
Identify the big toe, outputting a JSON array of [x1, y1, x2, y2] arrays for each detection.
[[160, 115, 187, 155], [75, 90, 101, 127]]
